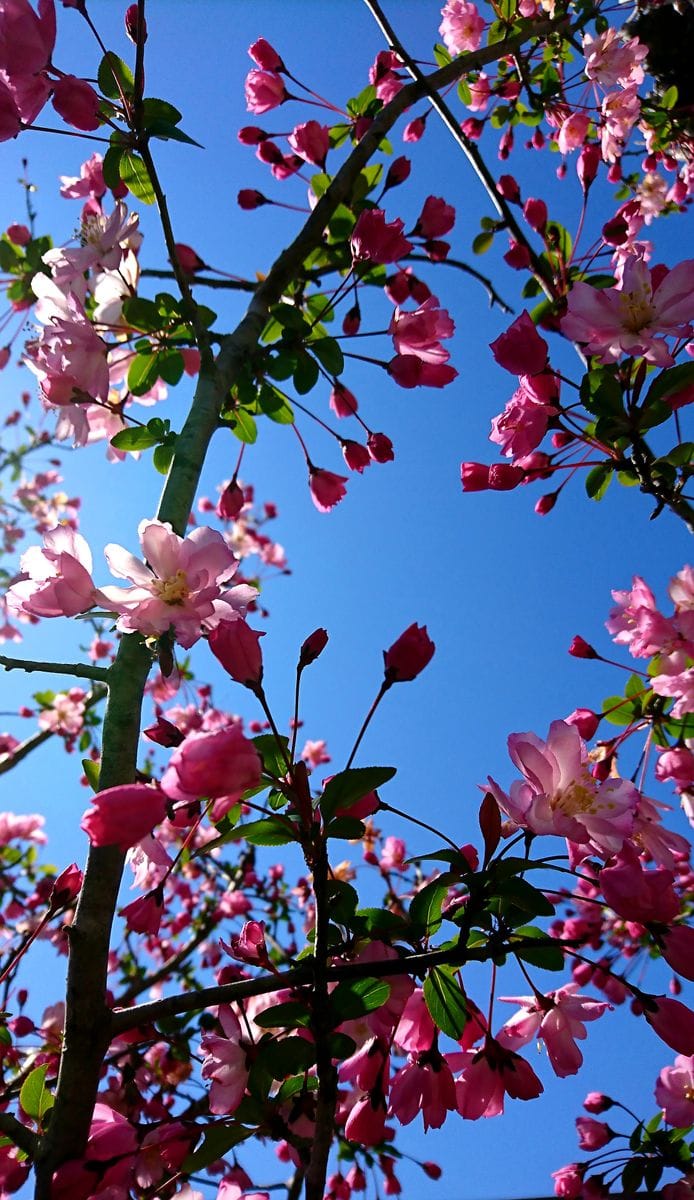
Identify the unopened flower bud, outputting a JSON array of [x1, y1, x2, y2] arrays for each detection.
[[299, 628, 328, 668], [568, 635, 598, 659], [237, 189, 268, 210], [125, 3, 147, 44]]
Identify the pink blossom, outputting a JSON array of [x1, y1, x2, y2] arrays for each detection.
[[51, 75, 101, 131], [662, 926, 694, 981], [342, 439, 371, 473], [387, 355, 457, 388], [244, 69, 286, 114], [223, 920, 270, 966], [309, 468, 348, 513], [395, 988, 436, 1053], [490, 374, 558, 459], [599, 842, 680, 924], [455, 1038, 543, 1118], [583, 28, 647, 90], [344, 1095, 388, 1146], [288, 120, 329, 167], [415, 196, 455, 239], [200, 1005, 249, 1114], [37, 687, 86, 736], [302, 738, 331, 767], [0, 812, 46, 845], [380, 836, 407, 871], [59, 152, 106, 201], [557, 113, 591, 156], [655, 1055, 694, 1126], [498, 984, 610, 1077], [81, 784, 167, 852], [644, 996, 694, 1056], [351, 209, 413, 264], [6, 526, 100, 618], [26, 274, 109, 416], [100, 520, 255, 648], [161, 725, 262, 805], [605, 574, 675, 656], [490, 311, 549, 375], [389, 298, 454, 363], [208, 620, 264, 686], [487, 719, 638, 857], [439, 1, 485, 54], [330, 383, 358, 418], [120, 891, 164, 935], [601, 87, 640, 163], [389, 1054, 457, 1130], [368, 432, 394, 462], [552, 1165, 583, 1198]]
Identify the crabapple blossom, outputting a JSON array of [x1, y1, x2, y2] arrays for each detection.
[[583, 28, 647, 89], [383, 623, 435, 682], [455, 1038, 543, 1118], [200, 1006, 249, 1114], [490, 311, 549, 376], [489, 373, 558, 459], [208, 620, 265, 686], [498, 984, 611, 1077], [562, 257, 694, 365], [6, 526, 100, 618], [487, 719, 638, 857], [244, 69, 286, 114], [160, 724, 262, 805], [655, 1056, 694, 1127], [308, 467, 348, 512], [350, 209, 413, 264], [439, 1, 485, 54], [100, 520, 256, 648], [81, 784, 168, 852], [389, 298, 454, 363]]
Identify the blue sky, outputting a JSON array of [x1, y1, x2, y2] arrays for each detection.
[[0, 2, 692, 1197]]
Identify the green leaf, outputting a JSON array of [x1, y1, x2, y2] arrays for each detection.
[[127, 352, 161, 397], [183, 1123, 251, 1172], [621, 1158, 645, 1194], [110, 424, 161, 451], [472, 231, 494, 255], [580, 367, 623, 417], [102, 145, 124, 190], [320, 766, 395, 821], [81, 758, 100, 792], [252, 734, 290, 777], [254, 1001, 311, 1030], [146, 119, 203, 147], [492, 876, 555, 919], [293, 352, 320, 395], [511, 925, 565, 971], [234, 817, 297, 846], [231, 408, 258, 444], [423, 966, 468, 1040], [257, 385, 294, 424], [329, 977, 391, 1022], [585, 462, 613, 501], [121, 296, 161, 332], [256, 1035, 316, 1078], [119, 151, 156, 204], [353, 907, 409, 936], [325, 816, 366, 840], [661, 84, 678, 110], [141, 97, 183, 125], [97, 52, 134, 100], [153, 443, 175, 475], [409, 876, 455, 936], [156, 349, 184, 387], [433, 42, 452, 67], [602, 694, 640, 727], [20, 1064, 53, 1122], [310, 337, 344, 376]]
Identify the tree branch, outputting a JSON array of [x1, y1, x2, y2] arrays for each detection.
[[0, 655, 110, 684], [363, 0, 564, 300], [0, 686, 108, 779], [407, 253, 514, 313], [0, 1111, 38, 1157]]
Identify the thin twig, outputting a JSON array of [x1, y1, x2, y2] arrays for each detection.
[[0, 655, 110, 684]]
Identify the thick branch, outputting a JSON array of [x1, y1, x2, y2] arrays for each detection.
[[0, 655, 110, 684]]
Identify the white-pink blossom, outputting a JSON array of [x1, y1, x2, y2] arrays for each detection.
[[498, 984, 611, 1077]]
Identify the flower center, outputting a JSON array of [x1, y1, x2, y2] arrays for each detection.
[[551, 774, 598, 818], [618, 284, 656, 334], [152, 569, 190, 605]]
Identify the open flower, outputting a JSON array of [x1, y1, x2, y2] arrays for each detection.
[[6, 526, 101, 618], [498, 984, 611, 1077], [100, 520, 256, 648], [487, 719, 638, 858]]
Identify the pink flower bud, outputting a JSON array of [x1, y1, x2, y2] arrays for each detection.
[[577, 144, 600, 192], [237, 188, 268, 210], [143, 714, 185, 747], [120, 892, 163, 935], [244, 69, 287, 115], [124, 4, 147, 44], [330, 383, 358, 417], [535, 492, 558, 515], [461, 117, 483, 139], [249, 37, 284, 72], [576, 1118, 612, 1150], [81, 784, 167, 852], [383, 623, 435, 683], [217, 479, 245, 521], [174, 242, 205, 275], [497, 174, 521, 203], [568, 635, 598, 659], [161, 725, 262, 804], [385, 156, 411, 190], [308, 468, 348, 513], [583, 1092, 613, 1114], [6, 224, 30, 245], [661, 925, 694, 981], [460, 462, 490, 491], [403, 115, 426, 142], [208, 620, 264, 686], [49, 863, 82, 911], [51, 76, 101, 131], [415, 195, 455, 239], [504, 240, 532, 270], [565, 708, 600, 739], [288, 120, 330, 167], [223, 919, 270, 965], [342, 305, 361, 336], [299, 628, 329, 667], [523, 197, 547, 233], [0, 347, 10, 370], [237, 125, 267, 145], [342, 440, 371, 473], [488, 463, 525, 490], [368, 432, 394, 463], [644, 995, 694, 1055], [422, 1163, 442, 1181]]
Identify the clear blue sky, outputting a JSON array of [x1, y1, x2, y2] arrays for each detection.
[[0, 3, 691, 1197]]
